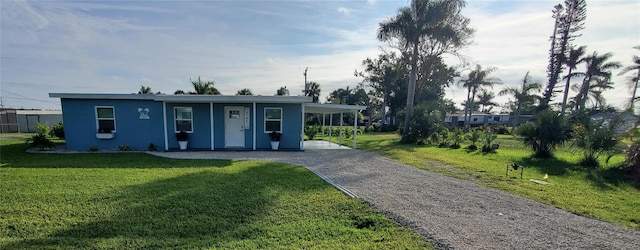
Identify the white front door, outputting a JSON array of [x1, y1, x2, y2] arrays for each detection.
[[224, 106, 245, 148]]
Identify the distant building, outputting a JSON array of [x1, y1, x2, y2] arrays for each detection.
[[589, 111, 639, 135], [444, 112, 532, 127], [0, 109, 62, 133]]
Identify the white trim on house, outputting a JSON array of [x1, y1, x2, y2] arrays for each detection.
[[163, 102, 168, 151], [95, 106, 116, 133], [210, 102, 214, 150], [252, 102, 257, 151], [264, 107, 282, 133], [173, 107, 193, 133]]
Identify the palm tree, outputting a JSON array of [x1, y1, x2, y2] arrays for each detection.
[[236, 88, 253, 95], [174, 90, 186, 95], [574, 51, 621, 112], [587, 77, 614, 110], [276, 86, 289, 96], [560, 46, 587, 116], [618, 46, 640, 111], [377, 0, 467, 141], [304, 81, 321, 103], [138, 85, 152, 94], [459, 64, 500, 131], [475, 89, 497, 113], [189, 76, 220, 95], [499, 72, 542, 132]]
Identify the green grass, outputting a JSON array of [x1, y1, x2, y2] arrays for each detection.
[[349, 132, 640, 230], [0, 135, 431, 249]]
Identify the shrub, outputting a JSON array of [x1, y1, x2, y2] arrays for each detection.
[[88, 145, 99, 152], [49, 121, 65, 139], [515, 110, 572, 158], [481, 131, 498, 153], [625, 142, 640, 181], [27, 133, 54, 150], [573, 114, 620, 168], [304, 125, 320, 140], [437, 127, 450, 147], [35, 122, 50, 136], [118, 144, 131, 151], [494, 125, 510, 135], [148, 143, 158, 151], [401, 104, 443, 144], [465, 129, 482, 148], [448, 128, 464, 149]]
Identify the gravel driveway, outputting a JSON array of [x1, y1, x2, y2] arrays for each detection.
[[149, 149, 640, 249]]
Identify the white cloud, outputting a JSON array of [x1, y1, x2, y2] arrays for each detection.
[[338, 7, 351, 16]]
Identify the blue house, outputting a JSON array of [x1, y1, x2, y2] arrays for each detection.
[[49, 93, 365, 151]]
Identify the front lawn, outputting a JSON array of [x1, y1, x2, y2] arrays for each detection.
[[352, 132, 640, 230], [0, 135, 431, 249]]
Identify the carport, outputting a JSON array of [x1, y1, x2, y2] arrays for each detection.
[[303, 103, 367, 149]]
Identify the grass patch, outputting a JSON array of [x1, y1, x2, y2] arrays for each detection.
[[349, 132, 640, 230], [0, 135, 431, 249]]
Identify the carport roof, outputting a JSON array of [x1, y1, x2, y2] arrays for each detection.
[[304, 103, 367, 114]]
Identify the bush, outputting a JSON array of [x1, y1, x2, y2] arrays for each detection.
[[49, 121, 65, 139], [402, 104, 443, 144], [448, 128, 464, 149], [27, 133, 54, 150], [148, 143, 158, 151], [118, 145, 131, 151], [515, 110, 572, 158], [494, 125, 510, 135], [481, 131, 498, 153], [437, 127, 450, 147], [35, 123, 50, 136], [305, 125, 320, 140], [573, 114, 620, 168], [465, 129, 482, 148], [626, 142, 640, 181], [88, 145, 99, 152], [466, 144, 478, 150]]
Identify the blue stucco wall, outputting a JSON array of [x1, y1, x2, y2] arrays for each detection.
[[61, 99, 303, 151], [165, 103, 212, 150], [61, 99, 164, 151], [256, 103, 302, 150]]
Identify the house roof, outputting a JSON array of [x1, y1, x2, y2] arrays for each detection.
[[49, 93, 312, 103]]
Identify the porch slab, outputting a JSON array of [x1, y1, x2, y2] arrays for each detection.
[[304, 140, 352, 150]]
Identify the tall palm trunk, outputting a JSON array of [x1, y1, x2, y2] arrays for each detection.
[[463, 85, 472, 131], [402, 43, 419, 141], [560, 67, 574, 116], [631, 69, 640, 111], [576, 76, 591, 111]]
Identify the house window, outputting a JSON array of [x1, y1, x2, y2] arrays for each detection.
[[473, 118, 478, 122], [494, 116, 501, 121], [96, 106, 115, 132], [174, 107, 193, 132], [264, 108, 282, 132]]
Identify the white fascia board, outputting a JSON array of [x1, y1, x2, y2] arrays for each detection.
[[154, 95, 312, 103], [304, 103, 367, 114], [49, 93, 156, 100]]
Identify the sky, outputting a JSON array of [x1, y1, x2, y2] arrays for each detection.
[[1, 0, 639, 112]]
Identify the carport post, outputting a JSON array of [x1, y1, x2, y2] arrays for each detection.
[[353, 110, 357, 149], [329, 113, 333, 144], [339, 112, 343, 145], [322, 113, 325, 140]]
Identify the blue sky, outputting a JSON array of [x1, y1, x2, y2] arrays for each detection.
[[1, 0, 639, 111]]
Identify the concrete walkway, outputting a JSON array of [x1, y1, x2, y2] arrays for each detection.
[[148, 148, 640, 249]]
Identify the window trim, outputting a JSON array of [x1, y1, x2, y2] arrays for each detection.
[[174, 106, 194, 133], [95, 106, 116, 133], [264, 107, 282, 133]]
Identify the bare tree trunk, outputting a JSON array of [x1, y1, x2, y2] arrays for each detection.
[[463, 85, 472, 132], [402, 43, 419, 141], [560, 67, 574, 116]]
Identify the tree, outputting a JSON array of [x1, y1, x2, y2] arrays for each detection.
[[303, 82, 321, 103], [236, 88, 253, 95], [542, 0, 587, 108], [499, 72, 542, 132], [560, 45, 587, 116], [276, 86, 289, 96], [377, 0, 470, 142], [459, 64, 500, 131], [358, 52, 402, 124], [475, 89, 497, 113], [138, 85, 153, 94], [618, 46, 640, 111], [573, 113, 621, 167], [189, 76, 220, 95], [574, 51, 621, 112], [515, 110, 572, 158], [174, 90, 186, 95]]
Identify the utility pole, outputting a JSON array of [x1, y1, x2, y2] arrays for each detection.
[[303, 67, 308, 96]]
